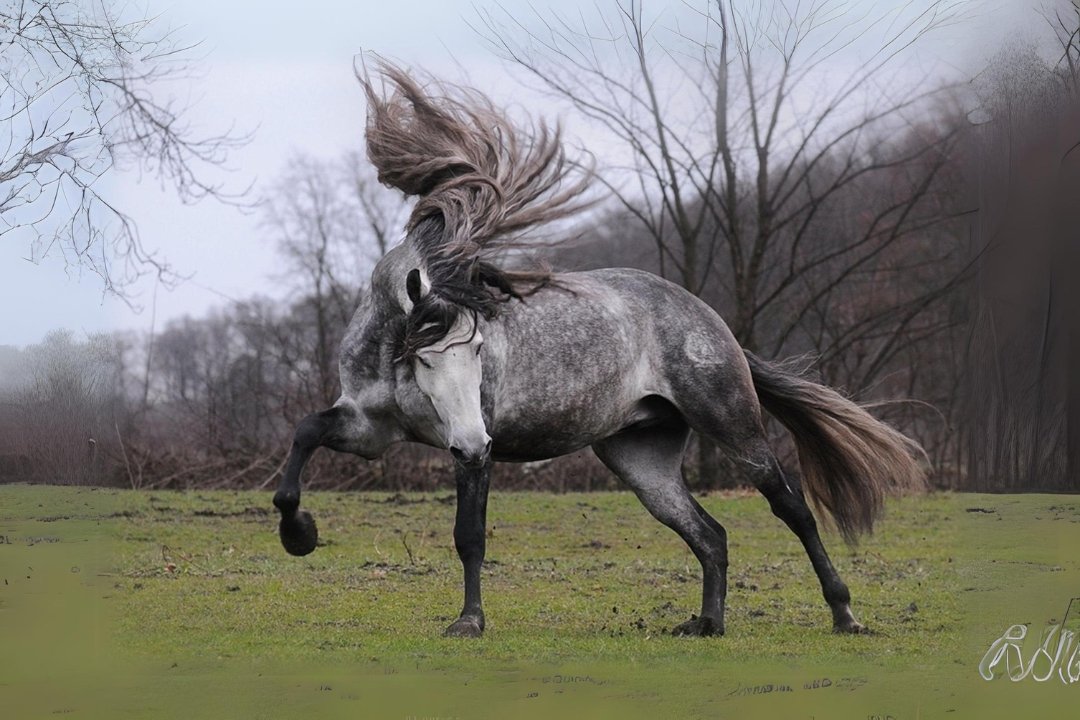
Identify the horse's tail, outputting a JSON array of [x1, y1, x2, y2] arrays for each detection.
[[743, 350, 927, 543]]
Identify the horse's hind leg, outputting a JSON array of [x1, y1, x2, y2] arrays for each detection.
[[593, 421, 728, 637], [692, 421, 862, 631], [744, 445, 864, 633], [673, 374, 864, 633]]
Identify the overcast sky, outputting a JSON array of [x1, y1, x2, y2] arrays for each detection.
[[0, 0, 1056, 348]]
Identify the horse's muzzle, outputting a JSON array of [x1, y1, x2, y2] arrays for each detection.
[[450, 439, 492, 469]]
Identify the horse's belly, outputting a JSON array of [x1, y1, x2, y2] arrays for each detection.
[[489, 420, 615, 461], [488, 384, 665, 461]]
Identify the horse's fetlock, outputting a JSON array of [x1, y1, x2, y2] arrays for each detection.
[[825, 582, 851, 606], [273, 490, 299, 513]]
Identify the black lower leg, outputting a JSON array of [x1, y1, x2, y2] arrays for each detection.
[[663, 501, 727, 637], [272, 408, 346, 557], [445, 460, 491, 637], [755, 463, 863, 632], [690, 497, 729, 626], [274, 443, 320, 556]]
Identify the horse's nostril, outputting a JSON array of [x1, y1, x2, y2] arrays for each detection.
[[451, 445, 488, 468], [483, 439, 492, 456]]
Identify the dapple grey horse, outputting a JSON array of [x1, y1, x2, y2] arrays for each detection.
[[271, 63, 924, 638]]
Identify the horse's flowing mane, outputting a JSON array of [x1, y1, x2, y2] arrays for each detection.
[[358, 58, 593, 357]]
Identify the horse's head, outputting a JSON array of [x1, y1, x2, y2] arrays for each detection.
[[398, 264, 491, 469], [339, 238, 494, 469]]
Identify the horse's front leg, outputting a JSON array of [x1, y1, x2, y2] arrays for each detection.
[[273, 408, 347, 556], [443, 458, 492, 638]]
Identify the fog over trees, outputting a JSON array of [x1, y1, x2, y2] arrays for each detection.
[[1, 0, 1075, 492]]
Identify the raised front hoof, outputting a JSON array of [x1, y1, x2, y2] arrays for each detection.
[[279, 510, 318, 556], [833, 619, 869, 635], [671, 615, 724, 637], [443, 616, 484, 638]]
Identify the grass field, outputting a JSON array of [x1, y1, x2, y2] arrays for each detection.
[[2, 485, 1079, 719]]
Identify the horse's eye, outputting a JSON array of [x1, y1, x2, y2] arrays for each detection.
[[475, 344, 482, 356], [416, 356, 433, 369]]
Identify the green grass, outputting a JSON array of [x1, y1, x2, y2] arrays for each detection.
[[2, 485, 1079, 719]]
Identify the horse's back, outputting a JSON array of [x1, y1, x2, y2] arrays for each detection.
[[556, 267, 746, 378]]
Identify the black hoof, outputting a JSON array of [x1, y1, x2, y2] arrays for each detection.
[[671, 615, 724, 637], [832, 605, 868, 634], [279, 509, 318, 556], [443, 616, 484, 638], [833, 620, 869, 634]]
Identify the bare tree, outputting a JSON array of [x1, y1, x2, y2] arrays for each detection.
[[261, 154, 408, 405], [341, 149, 412, 259], [481, 0, 965, 486], [1046, 0, 1080, 95], [0, 0, 248, 291]]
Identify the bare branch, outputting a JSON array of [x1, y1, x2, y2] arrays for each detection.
[[0, 0, 251, 294]]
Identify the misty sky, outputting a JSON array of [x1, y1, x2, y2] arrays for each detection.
[[0, 0, 1055, 348]]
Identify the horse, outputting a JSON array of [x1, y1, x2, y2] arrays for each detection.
[[271, 62, 925, 638]]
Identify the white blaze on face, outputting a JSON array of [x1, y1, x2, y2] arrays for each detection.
[[413, 313, 491, 464]]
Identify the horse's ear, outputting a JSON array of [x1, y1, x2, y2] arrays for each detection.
[[406, 268, 429, 305]]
